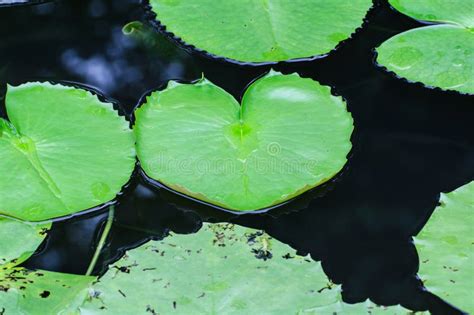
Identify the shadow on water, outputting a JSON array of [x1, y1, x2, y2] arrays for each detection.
[[0, 0, 472, 314]]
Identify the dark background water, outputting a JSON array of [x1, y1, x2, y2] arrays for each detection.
[[0, 0, 473, 314]]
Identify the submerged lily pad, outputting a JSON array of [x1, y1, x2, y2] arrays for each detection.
[[0, 217, 50, 268], [0, 268, 95, 314], [148, 0, 372, 63], [0, 82, 136, 221], [377, 0, 474, 94], [415, 181, 474, 313], [80, 223, 421, 314], [135, 72, 353, 212]]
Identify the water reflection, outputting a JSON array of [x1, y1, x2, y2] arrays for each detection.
[[0, 0, 201, 111]]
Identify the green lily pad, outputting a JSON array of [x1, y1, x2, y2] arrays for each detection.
[[135, 72, 353, 212], [80, 223, 421, 314], [148, 0, 372, 63], [0, 82, 136, 221], [0, 217, 50, 268], [0, 267, 95, 315], [389, 0, 473, 27], [415, 181, 474, 313], [376, 0, 474, 94]]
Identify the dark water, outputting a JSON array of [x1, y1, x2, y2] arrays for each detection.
[[0, 1, 473, 314]]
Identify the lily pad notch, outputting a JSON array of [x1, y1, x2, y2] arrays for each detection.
[[376, 0, 474, 94], [0, 82, 136, 221], [135, 71, 354, 213], [147, 0, 373, 64]]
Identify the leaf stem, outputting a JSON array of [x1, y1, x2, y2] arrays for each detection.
[[86, 205, 115, 276]]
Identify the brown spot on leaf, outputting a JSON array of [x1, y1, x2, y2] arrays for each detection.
[[146, 305, 157, 315]]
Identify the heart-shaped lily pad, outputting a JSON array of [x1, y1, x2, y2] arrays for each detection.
[[148, 0, 372, 63], [79, 223, 422, 314], [415, 181, 474, 313], [0, 217, 50, 268], [135, 72, 353, 212], [376, 0, 473, 94], [0, 82, 136, 221]]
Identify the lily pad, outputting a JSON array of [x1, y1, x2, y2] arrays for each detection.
[[0, 82, 136, 221], [0, 217, 50, 268], [376, 0, 474, 94], [135, 72, 353, 212], [148, 0, 372, 63], [80, 223, 421, 314], [0, 267, 95, 315], [388, 0, 473, 27], [415, 181, 474, 313]]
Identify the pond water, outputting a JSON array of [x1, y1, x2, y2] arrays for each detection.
[[0, 0, 472, 314]]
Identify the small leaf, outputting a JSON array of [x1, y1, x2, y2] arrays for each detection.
[[0, 82, 136, 221], [148, 0, 373, 63], [377, 0, 474, 94], [135, 72, 353, 212], [415, 181, 474, 314], [0, 217, 50, 268], [80, 223, 422, 314], [0, 267, 95, 314]]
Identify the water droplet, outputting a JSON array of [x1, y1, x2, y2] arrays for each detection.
[[91, 182, 111, 200], [435, 70, 467, 89], [87, 105, 107, 115], [442, 235, 458, 245], [328, 32, 346, 43], [389, 47, 423, 70], [452, 59, 464, 67], [33, 85, 45, 92], [26, 204, 44, 217], [71, 89, 87, 99], [262, 45, 287, 60]]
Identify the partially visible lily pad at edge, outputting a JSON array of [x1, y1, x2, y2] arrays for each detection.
[[0, 268, 95, 314], [79, 223, 424, 314], [376, 0, 474, 94], [415, 181, 474, 314], [148, 0, 373, 63], [0, 82, 136, 221], [0, 216, 50, 268]]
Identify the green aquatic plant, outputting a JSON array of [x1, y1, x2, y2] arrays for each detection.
[[377, 0, 473, 94], [148, 0, 372, 63], [135, 71, 353, 212], [0, 82, 136, 221], [0, 208, 111, 314], [80, 223, 423, 314], [0, 223, 425, 314], [415, 181, 474, 314], [0, 268, 95, 314], [0, 217, 50, 268], [0, 213, 93, 313]]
